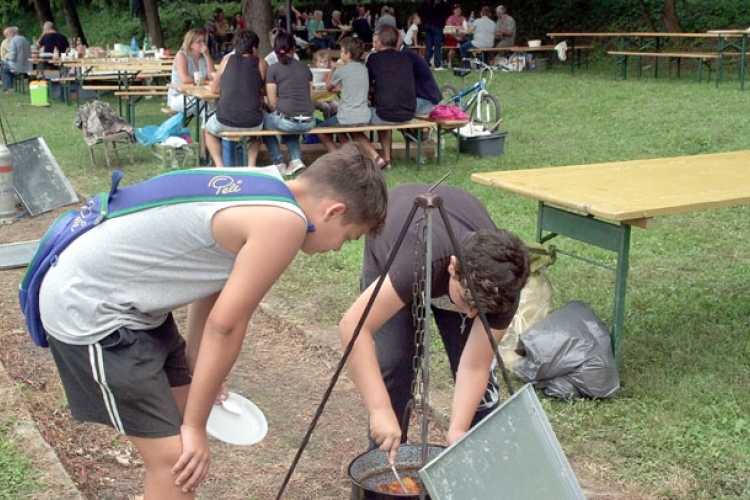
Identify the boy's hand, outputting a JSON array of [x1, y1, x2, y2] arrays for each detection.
[[172, 425, 211, 493], [369, 408, 402, 464], [215, 381, 229, 405]]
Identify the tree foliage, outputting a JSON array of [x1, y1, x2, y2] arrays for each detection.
[[3, 0, 749, 51]]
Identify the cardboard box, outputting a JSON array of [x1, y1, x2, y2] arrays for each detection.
[[459, 131, 507, 158], [30, 81, 49, 106], [152, 142, 200, 169]]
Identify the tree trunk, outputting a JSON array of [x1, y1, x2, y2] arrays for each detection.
[[636, 0, 656, 32], [60, 0, 86, 45], [663, 0, 683, 32], [142, 0, 165, 49], [244, 0, 274, 56], [32, 0, 55, 30]]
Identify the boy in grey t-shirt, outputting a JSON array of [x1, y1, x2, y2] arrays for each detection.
[[316, 38, 374, 154]]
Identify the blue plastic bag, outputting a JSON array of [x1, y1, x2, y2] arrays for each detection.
[[135, 112, 190, 146]]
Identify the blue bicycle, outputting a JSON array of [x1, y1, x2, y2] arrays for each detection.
[[440, 58, 501, 131]]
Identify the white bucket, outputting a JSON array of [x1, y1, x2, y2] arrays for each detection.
[[0, 145, 16, 216]]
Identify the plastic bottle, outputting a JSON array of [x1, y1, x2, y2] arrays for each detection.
[[143, 35, 151, 51], [469, 12, 476, 27], [130, 35, 139, 56], [53, 46, 60, 59]]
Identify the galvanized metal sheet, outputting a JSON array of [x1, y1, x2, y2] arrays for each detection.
[[0, 240, 40, 269], [8, 137, 78, 216], [419, 384, 586, 500]]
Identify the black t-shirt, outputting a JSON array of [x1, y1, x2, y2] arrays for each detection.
[[401, 46, 441, 104], [351, 18, 373, 44], [38, 32, 69, 53], [363, 183, 515, 330], [366, 49, 416, 122], [216, 54, 264, 128]]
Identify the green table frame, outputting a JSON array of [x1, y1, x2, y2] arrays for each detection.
[[535, 203, 631, 363]]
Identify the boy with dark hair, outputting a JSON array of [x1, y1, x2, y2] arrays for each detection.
[[339, 183, 529, 464], [38, 143, 387, 499]]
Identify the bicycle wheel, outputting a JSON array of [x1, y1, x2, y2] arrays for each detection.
[[439, 85, 459, 105], [470, 91, 501, 131]]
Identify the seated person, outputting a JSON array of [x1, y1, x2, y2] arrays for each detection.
[[494, 5, 515, 48], [316, 38, 373, 154], [37, 21, 69, 55], [402, 13, 421, 48], [445, 4, 467, 68], [312, 49, 338, 119], [459, 6, 495, 67], [374, 5, 397, 33], [167, 29, 217, 115], [364, 26, 416, 169], [400, 34, 441, 116], [203, 30, 267, 167], [308, 10, 331, 51], [263, 32, 315, 177], [206, 8, 231, 54], [1, 27, 31, 93], [351, 5, 373, 44], [166, 29, 217, 156]]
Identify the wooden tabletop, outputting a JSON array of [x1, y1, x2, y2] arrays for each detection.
[[471, 150, 750, 228], [547, 31, 744, 38], [168, 83, 219, 101]]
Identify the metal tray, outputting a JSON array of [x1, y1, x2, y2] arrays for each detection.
[[419, 383, 586, 499], [0, 240, 40, 269]]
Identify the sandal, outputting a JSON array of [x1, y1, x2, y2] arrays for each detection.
[[375, 156, 392, 170]]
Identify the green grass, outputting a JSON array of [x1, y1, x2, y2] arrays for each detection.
[[0, 421, 37, 499], [2, 56, 750, 498]]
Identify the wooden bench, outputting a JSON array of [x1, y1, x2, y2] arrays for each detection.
[[470, 44, 593, 70], [608, 50, 720, 81], [114, 88, 169, 125], [221, 119, 436, 167]]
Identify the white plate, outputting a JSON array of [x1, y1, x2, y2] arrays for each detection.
[[206, 392, 268, 446], [39, 53, 54, 58]]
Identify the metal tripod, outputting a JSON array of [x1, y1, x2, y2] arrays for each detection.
[[275, 186, 515, 500]]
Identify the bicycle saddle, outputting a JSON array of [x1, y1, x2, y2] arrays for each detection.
[[453, 68, 472, 78]]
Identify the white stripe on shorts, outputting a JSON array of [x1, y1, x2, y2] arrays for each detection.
[[88, 343, 125, 433]]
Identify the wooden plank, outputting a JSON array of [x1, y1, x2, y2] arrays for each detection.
[[608, 51, 719, 59], [220, 119, 435, 140], [471, 150, 750, 222]]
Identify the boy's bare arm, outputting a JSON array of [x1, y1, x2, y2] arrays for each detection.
[[173, 207, 307, 491], [339, 276, 406, 463], [185, 292, 220, 372], [449, 322, 505, 443]]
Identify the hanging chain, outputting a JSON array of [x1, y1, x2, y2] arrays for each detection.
[[410, 212, 428, 414]]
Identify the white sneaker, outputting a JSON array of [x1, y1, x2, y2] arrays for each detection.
[[284, 159, 306, 176], [274, 163, 286, 175], [434, 66, 445, 71]]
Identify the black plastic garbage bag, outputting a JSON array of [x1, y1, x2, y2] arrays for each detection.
[[513, 301, 620, 400]]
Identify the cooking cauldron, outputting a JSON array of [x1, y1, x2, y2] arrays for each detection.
[[349, 444, 444, 499]]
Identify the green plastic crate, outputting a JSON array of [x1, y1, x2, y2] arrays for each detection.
[[152, 142, 200, 169]]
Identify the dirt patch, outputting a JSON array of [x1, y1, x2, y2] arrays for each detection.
[[0, 208, 646, 499]]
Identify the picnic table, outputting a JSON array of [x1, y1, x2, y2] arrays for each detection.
[[472, 150, 750, 362], [168, 83, 219, 160], [547, 31, 749, 88]]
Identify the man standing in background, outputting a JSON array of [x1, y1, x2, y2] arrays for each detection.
[[419, 0, 451, 70], [494, 5, 516, 48]]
